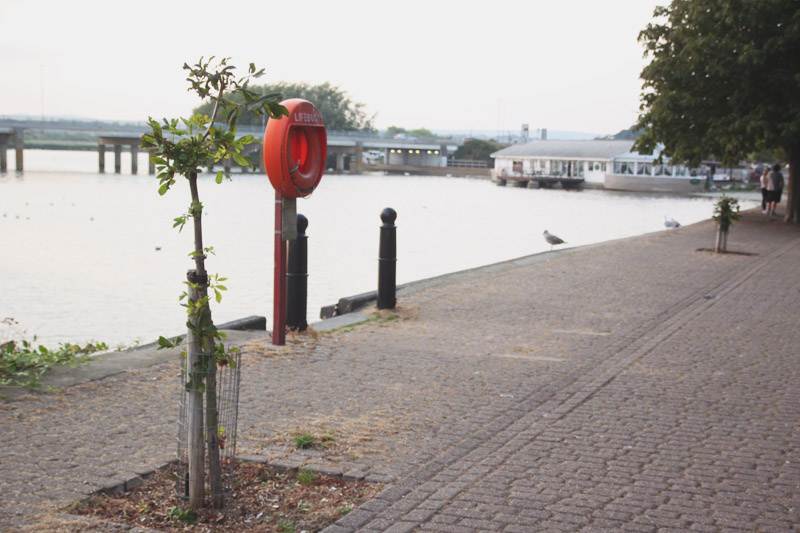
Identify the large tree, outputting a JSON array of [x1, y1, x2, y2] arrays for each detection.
[[634, 0, 800, 222], [194, 81, 375, 132]]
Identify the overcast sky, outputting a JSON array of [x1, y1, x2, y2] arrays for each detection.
[[0, 0, 664, 136]]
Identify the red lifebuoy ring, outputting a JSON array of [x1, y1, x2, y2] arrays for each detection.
[[287, 126, 323, 195], [264, 99, 327, 198]]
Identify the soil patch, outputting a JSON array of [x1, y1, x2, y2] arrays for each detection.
[[69, 461, 381, 532]]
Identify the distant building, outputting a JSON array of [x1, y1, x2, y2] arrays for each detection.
[[490, 140, 708, 193]]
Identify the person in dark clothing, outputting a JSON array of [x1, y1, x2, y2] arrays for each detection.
[[765, 163, 784, 216]]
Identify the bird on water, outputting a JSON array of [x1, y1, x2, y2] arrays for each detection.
[[664, 216, 681, 229], [543, 230, 565, 251]]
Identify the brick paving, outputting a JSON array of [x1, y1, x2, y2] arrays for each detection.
[[1, 208, 798, 532]]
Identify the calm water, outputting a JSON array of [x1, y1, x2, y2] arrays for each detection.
[[1, 150, 758, 347]]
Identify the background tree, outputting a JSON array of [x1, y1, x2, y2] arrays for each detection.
[[385, 126, 406, 137], [384, 126, 437, 139], [454, 139, 507, 167], [194, 81, 374, 132], [634, 0, 800, 222], [141, 57, 288, 510], [407, 127, 435, 139]]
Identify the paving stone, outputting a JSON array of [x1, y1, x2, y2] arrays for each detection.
[[3, 210, 800, 532]]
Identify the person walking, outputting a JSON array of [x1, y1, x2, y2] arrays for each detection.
[[765, 163, 785, 216], [760, 166, 769, 213]]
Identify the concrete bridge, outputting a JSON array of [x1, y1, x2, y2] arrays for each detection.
[[0, 117, 487, 176]]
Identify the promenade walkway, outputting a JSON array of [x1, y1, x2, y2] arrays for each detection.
[[1, 208, 798, 531]]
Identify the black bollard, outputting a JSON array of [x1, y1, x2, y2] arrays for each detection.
[[377, 208, 397, 310], [286, 214, 308, 331]]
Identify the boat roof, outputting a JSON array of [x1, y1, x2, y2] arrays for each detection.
[[491, 139, 636, 159]]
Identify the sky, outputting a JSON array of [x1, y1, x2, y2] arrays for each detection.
[[0, 0, 665, 137]]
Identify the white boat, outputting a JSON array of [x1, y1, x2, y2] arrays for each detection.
[[491, 140, 706, 193]]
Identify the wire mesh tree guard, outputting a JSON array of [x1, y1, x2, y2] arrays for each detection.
[[175, 349, 242, 507]]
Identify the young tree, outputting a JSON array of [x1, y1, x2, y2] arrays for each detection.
[[634, 0, 800, 222], [141, 57, 288, 509], [712, 194, 741, 253]]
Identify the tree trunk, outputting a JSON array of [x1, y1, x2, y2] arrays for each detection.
[[715, 228, 728, 253], [186, 275, 204, 509], [203, 331, 223, 509], [187, 173, 223, 508], [784, 145, 799, 224]]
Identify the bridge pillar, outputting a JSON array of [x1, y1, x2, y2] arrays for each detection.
[[98, 143, 105, 173], [0, 132, 10, 172], [336, 152, 345, 171], [114, 144, 122, 173], [14, 128, 23, 171], [352, 142, 363, 174], [131, 144, 138, 175]]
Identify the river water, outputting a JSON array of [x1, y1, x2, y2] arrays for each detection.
[[1, 150, 758, 347]]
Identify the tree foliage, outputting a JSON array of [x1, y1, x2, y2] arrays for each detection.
[[634, 0, 800, 222], [385, 126, 407, 137], [385, 126, 436, 139], [193, 81, 374, 132], [454, 139, 507, 164]]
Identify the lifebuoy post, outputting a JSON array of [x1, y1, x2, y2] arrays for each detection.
[[264, 99, 327, 345]]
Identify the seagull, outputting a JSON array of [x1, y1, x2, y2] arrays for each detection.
[[543, 230, 565, 251], [664, 216, 680, 229]]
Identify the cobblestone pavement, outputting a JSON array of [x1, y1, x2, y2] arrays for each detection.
[[1, 209, 798, 532]]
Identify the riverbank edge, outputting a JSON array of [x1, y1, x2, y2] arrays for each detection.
[[0, 226, 636, 402], [0, 203, 751, 402]]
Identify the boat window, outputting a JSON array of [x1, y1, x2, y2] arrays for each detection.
[[614, 161, 633, 174], [512, 161, 522, 173], [637, 163, 653, 175], [655, 164, 673, 176]]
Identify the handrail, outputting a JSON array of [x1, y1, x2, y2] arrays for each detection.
[[448, 159, 488, 168]]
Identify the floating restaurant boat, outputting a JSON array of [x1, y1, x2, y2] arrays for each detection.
[[491, 140, 707, 193]]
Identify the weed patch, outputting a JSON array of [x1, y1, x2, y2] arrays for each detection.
[[1, 318, 109, 388]]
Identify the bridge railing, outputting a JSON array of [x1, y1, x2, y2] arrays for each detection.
[[447, 159, 488, 169], [0, 117, 458, 145]]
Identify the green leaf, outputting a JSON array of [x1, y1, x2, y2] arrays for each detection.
[[232, 152, 250, 166], [216, 171, 224, 184], [157, 336, 175, 349], [158, 182, 170, 196]]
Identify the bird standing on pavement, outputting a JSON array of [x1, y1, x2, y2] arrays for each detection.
[[664, 215, 681, 229], [543, 230, 565, 251]]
